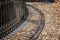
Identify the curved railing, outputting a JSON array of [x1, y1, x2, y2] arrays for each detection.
[[0, 0, 27, 39]]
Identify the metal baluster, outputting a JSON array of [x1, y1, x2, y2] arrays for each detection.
[[0, 1, 2, 38]]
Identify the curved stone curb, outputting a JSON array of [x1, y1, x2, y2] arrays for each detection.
[[9, 4, 45, 40]]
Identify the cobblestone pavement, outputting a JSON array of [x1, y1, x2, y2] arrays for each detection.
[[8, 2, 60, 40], [28, 2, 60, 40]]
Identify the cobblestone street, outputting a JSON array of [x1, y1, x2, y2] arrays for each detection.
[[8, 2, 60, 40]]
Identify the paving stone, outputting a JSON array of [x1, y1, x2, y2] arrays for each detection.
[[7, 2, 60, 40]]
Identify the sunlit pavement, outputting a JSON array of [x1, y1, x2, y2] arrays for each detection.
[[8, 2, 60, 40]]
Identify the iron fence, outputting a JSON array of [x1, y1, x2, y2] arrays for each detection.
[[0, 0, 26, 39]]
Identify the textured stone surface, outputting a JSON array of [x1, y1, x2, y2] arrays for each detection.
[[8, 2, 60, 40], [28, 2, 60, 40]]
